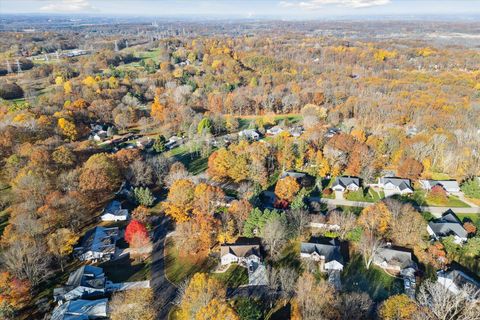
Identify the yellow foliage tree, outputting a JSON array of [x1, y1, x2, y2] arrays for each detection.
[[196, 299, 239, 320], [82, 75, 97, 88], [151, 96, 166, 122], [163, 179, 195, 222], [275, 176, 300, 202], [379, 294, 418, 320], [63, 81, 72, 94], [47, 228, 79, 271], [358, 202, 392, 236], [315, 151, 331, 177], [57, 118, 77, 141], [55, 76, 64, 85]]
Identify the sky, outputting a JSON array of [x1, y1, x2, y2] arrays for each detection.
[[1, 0, 480, 18]]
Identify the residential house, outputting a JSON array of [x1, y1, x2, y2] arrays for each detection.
[[165, 136, 183, 150], [419, 179, 461, 194], [427, 210, 468, 244], [437, 268, 480, 296], [51, 298, 108, 320], [74, 226, 119, 262], [373, 246, 415, 273], [289, 126, 304, 137], [266, 126, 284, 136], [54, 266, 108, 302], [238, 129, 260, 141], [300, 238, 344, 272], [220, 243, 261, 267], [100, 200, 129, 222], [378, 177, 414, 197], [332, 177, 360, 197], [325, 128, 340, 138]]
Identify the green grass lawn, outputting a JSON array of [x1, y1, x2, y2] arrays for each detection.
[[166, 145, 213, 175], [401, 191, 469, 207], [345, 187, 384, 203], [341, 254, 404, 302], [99, 256, 151, 282], [212, 264, 249, 288], [274, 240, 302, 272], [164, 239, 216, 285], [457, 213, 480, 225]]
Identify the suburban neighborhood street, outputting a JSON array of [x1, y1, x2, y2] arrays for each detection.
[[151, 216, 177, 320], [309, 197, 480, 216]]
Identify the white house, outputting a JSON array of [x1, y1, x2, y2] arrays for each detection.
[[419, 179, 461, 194], [100, 200, 129, 222], [220, 243, 261, 266], [437, 268, 480, 296], [427, 210, 468, 244], [378, 177, 414, 197], [74, 226, 119, 262], [300, 238, 344, 272], [332, 177, 360, 198], [266, 126, 284, 136], [53, 266, 107, 302], [238, 129, 260, 141], [51, 298, 108, 320]]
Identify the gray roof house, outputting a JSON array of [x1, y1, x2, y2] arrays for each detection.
[[54, 266, 107, 302], [74, 226, 119, 262], [419, 179, 460, 194], [373, 246, 415, 273], [427, 210, 468, 244], [300, 238, 344, 271], [100, 200, 129, 222], [238, 129, 260, 141], [378, 177, 414, 197], [51, 298, 108, 320], [437, 268, 480, 296], [220, 243, 261, 266], [332, 176, 360, 192]]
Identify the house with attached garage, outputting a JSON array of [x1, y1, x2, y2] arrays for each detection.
[[51, 298, 108, 320], [238, 129, 260, 141], [220, 243, 261, 267], [100, 200, 129, 222], [54, 266, 108, 302], [373, 245, 416, 273], [300, 237, 344, 272], [378, 177, 414, 197], [332, 176, 360, 192], [419, 179, 461, 195], [427, 210, 468, 244], [266, 126, 284, 136], [74, 226, 119, 262], [437, 267, 480, 296]]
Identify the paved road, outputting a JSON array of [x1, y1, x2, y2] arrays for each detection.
[[308, 197, 480, 216], [151, 216, 177, 320]]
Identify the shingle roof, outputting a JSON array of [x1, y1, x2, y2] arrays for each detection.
[[51, 299, 108, 320], [76, 226, 118, 255], [220, 244, 260, 258], [438, 268, 480, 292], [374, 247, 413, 269], [380, 177, 412, 191], [332, 176, 360, 189], [300, 238, 343, 264], [420, 180, 460, 191], [66, 266, 106, 289], [428, 210, 468, 239]]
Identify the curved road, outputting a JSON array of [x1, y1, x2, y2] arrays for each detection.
[[151, 216, 177, 320]]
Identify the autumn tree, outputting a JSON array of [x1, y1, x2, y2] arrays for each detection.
[[151, 96, 166, 122], [0, 272, 31, 316], [125, 220, 149, 248], [47, 228, 79, 271], [176, 273, 226, 319], [296, 272, 338, 320], [358, 202, 392, 236], [163, 179, 195, 222], [79, 153, 121, 196], [397, 157, 424, 180], [336, 292, 372, 320], [274, 176, 300, 202], [110, 288, 156, 320], [193, 183, 225, 215], [379, 294, 418, 320], [132, 205, 150, 224], [57, 118, 77, 141], [196, 299, 239, 320]]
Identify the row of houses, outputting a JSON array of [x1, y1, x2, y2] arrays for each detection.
[[238, 125, 304, 141], [220, 230, 479, 298], [331, 176, 461, 197]]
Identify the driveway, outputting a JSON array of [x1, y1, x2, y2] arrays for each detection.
[[151, 216, 177, 320]]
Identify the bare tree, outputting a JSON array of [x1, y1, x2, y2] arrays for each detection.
[[359, 232, 385, 269], [277, 267, 298, 304], [164, 162, 190, 187], [127, 159, 154, 187], [327, 209, 357, 239], [261, 218, 287, 259], [296, 272, 338, 320], [416, 280, 480, 320], [337, 292, 372, 320], [288, 208, 310, 238]]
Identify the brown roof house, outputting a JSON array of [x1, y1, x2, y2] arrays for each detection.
[[220, 243, 261, 267]]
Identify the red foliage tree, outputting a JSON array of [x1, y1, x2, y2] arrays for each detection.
[[125, 220, 149, 246], [397, 157, 423, 180]]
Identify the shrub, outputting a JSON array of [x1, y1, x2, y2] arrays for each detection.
[[0, 83, 24, 100]]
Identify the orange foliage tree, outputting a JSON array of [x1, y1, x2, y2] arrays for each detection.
[[274, 176, 300, 202]]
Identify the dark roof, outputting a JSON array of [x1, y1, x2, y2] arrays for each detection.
[[76, 226, 118, 255], [332, 176, 360, 189], [66, 266, 106, 289], [429, 210, 468, 239], [51, 299, 108, 320], [300, 238, 343, 264], [380, 177, 412, 191], [104, 201, 121, 214], [374, 247, 413, 269]]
